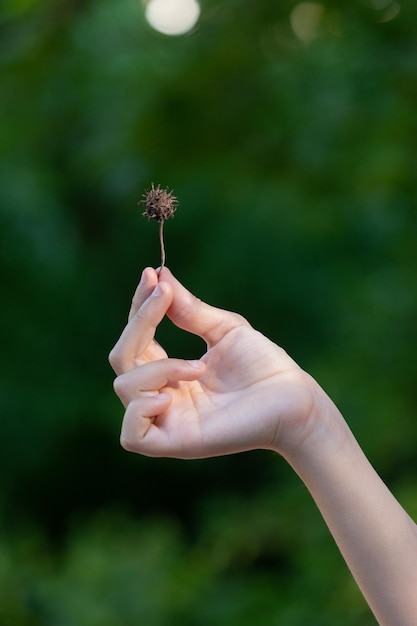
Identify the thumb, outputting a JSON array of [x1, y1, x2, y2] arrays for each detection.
[[159, 267, 249, 347]]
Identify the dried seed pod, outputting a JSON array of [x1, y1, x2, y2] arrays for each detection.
[[139, 183, 178, 223], [138, 183, 178, 270]]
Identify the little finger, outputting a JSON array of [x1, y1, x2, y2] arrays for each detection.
[[120, 393, 172, 451]]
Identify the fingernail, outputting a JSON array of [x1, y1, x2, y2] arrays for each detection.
[[156, 392, 171, 402], [152, 283, 162, 297], [187, 360, 204, 368]]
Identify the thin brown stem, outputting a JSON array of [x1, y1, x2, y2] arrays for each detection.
[[159, 220, 166, 270]]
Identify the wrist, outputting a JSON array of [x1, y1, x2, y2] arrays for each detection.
[[275, 379, 355, 476]]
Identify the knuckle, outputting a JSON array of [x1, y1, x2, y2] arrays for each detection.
[[112, 375, 126, 397], [120, 433, 133, 451], [136, 309, 157, 333], [174, 294, 195, 323], [230, 311, 247, 326], [133, 307, 148, 323], [108, 348, 121, 371], [133, 308, 144, 321]]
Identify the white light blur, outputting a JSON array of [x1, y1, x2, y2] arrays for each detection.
[[370, 0, 392, 8], [290, 2, 325, 44], [369, 0, 401, 21], [145, 0, 201, 36], [378, 1, 401, 22]]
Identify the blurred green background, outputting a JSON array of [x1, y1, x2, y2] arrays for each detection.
[[1, 0, 416, 623]]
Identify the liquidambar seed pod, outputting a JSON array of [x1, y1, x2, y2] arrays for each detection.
[[138, 183, 178, 271]]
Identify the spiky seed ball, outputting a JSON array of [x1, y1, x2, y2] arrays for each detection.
[[138, 183, 178, 223]]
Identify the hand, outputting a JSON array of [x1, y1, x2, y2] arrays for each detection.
[[109, 267, 333, 459]]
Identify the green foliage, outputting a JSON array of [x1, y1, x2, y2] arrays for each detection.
[[0, 498, 375, 625], [1, 0, 416, 622]]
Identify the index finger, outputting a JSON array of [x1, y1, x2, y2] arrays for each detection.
[[128, 267, 159, 322], [109, 280, 173, 375]]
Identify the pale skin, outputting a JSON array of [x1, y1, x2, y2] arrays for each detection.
[[109, 267, 417, 626]]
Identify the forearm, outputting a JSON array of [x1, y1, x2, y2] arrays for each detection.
[[285, 418, 417, 625]]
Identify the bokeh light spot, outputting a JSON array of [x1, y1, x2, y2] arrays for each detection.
[[290, 2, 325, 44], [378, 1, 401, 22], [145, 0, 201, 36]]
